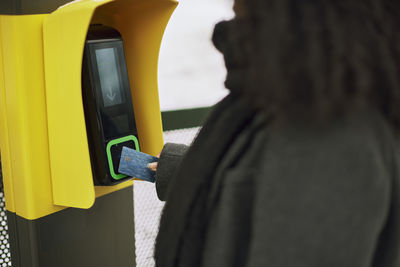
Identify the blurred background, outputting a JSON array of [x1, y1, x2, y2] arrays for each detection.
[[158, 0, 233, 111], [135, 0, 234, 266]]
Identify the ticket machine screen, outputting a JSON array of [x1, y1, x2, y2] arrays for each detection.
[[82, 25, 139, 185]]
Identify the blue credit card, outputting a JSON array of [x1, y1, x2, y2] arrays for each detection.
[[118, 146, 159, 183]]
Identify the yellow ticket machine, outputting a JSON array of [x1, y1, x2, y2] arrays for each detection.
[[0, 0, 176, 266]]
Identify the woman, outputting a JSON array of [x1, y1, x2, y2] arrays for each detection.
[[153, 0, 400, 266]]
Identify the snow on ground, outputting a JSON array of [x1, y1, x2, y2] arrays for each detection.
[[135, 128, 200, 267]]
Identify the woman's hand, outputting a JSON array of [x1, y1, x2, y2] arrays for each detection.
[[147, 162, 158, 172], [147, 153, 160, 172]]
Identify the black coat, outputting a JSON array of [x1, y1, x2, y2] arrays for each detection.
[[155, 94, 400, 267]]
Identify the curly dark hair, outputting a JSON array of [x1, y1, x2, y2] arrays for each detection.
[[214, 0, 400, 129]]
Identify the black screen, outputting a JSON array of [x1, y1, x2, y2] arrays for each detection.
[[95, 47, 125, 107], [83, 25, 139, 185]]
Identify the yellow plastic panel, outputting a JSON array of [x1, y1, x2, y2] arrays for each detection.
[[44, 0, 176, 208], [94, 0, 177, 156], [0, 15, 65, 219], [43, 0, 103, 210], [0, 20, 15, 213]]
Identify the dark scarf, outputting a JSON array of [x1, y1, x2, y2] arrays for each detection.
[[155, 18, 255, 267], [155, 93, 256, 267], [212, 18, 252, 93]]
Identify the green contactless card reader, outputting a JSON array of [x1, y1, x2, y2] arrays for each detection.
[[82, 25, 139, 185]]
